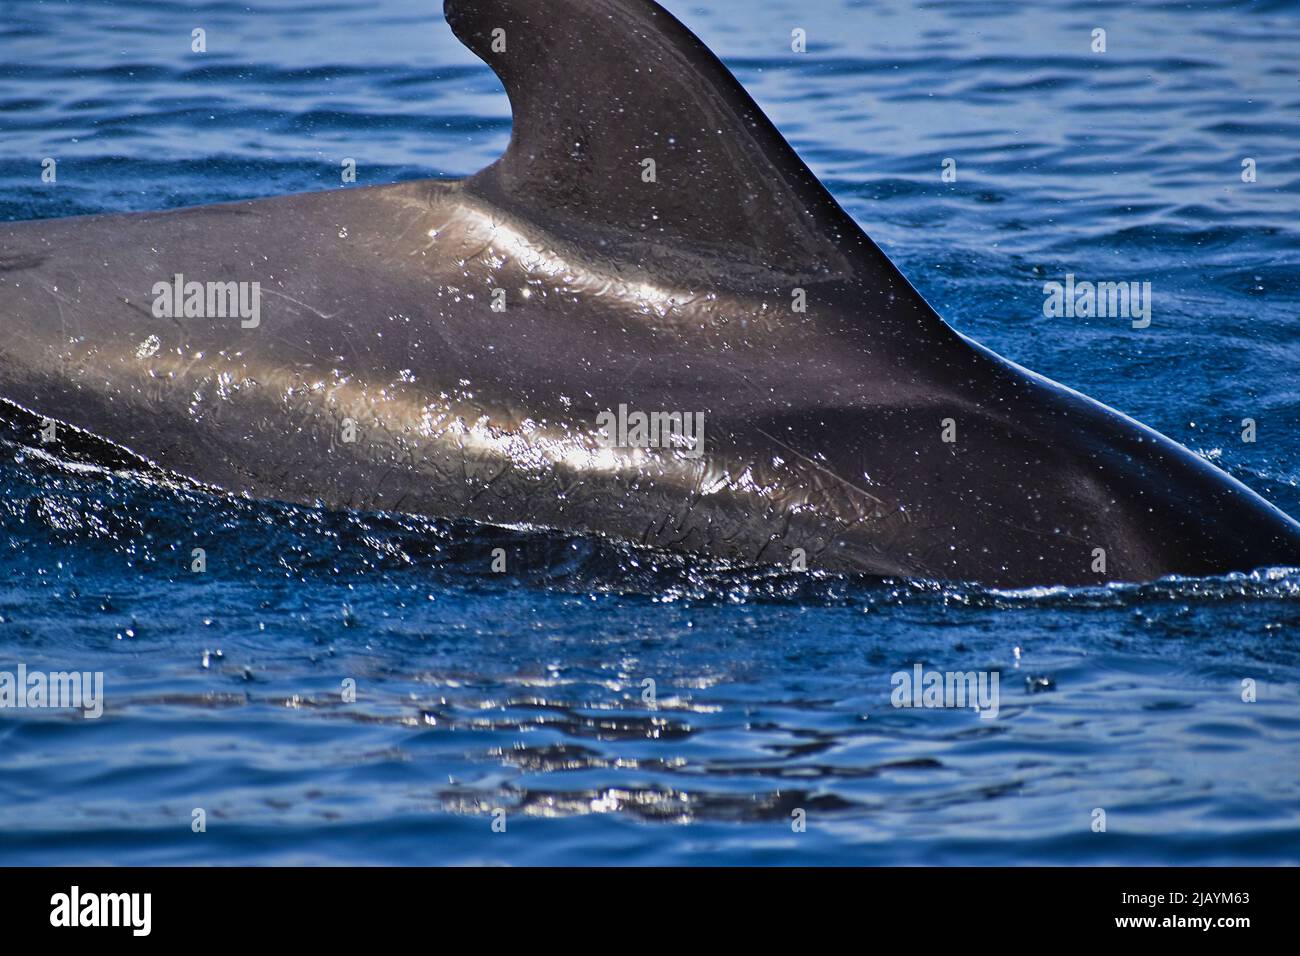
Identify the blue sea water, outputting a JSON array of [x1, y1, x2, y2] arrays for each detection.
[[2, 0, 1299, 865]]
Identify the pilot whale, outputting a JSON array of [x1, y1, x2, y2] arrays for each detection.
[[2, 0, 1299, 587]]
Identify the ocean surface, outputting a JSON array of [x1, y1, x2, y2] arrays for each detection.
[[2, 0, 1299, 865]]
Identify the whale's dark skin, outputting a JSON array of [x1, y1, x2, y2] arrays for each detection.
[[2, 0, 1299, 587]]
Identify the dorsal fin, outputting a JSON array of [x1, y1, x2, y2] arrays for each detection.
[[444, 0, 878, 282]]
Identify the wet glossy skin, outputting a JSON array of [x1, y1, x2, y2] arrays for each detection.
[[3, 0, 1300, 585]]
